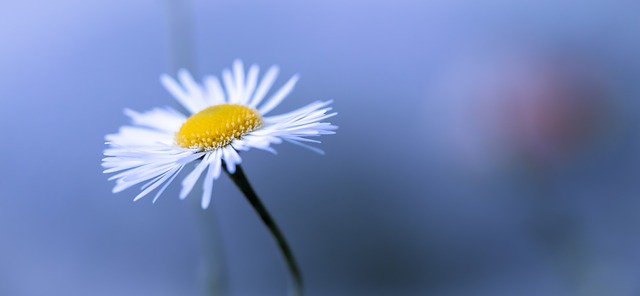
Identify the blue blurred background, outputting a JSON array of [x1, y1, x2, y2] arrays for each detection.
[[1, 0, 640, 295]]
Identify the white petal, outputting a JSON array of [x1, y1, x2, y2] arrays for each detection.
[[233, 59, 245, 104], [247, 100, 337, 154], [258, 74, 299, 115], [221, 146, 242, 174], [238, 135, 277, 154], [178, 69, 209, 112], [124, 107, 185, 133], [116, 163, 174, 186], [201, 150, 222, 209], [161, 72, 202, 114], [133, 166, 179, 201], [263, 100, 333, 123], [180, 153, 212, 199], [153, 165, 185, 203], [222, 69, 238, 104], [204, 75, 226, 105], [243, 64, 259, 105], [249, 66, 279, 108], [284, 139, 325, 155], [106, 127, 174, 146], [108, 149, 200, 194]]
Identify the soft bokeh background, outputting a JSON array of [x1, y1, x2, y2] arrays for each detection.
[[2, 0, 640, 295]]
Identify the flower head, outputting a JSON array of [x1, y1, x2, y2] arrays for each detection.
[[103, 60, 337, 208]]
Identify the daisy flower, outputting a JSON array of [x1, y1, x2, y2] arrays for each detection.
[[102, 60, 337, 209]]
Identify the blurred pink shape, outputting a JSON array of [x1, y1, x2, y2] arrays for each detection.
[[433, 47, 612, 172]]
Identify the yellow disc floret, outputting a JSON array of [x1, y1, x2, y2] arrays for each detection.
[[176, 104, 263, 151]]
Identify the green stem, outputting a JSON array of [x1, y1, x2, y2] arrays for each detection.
[[224, 165, 303, 296]]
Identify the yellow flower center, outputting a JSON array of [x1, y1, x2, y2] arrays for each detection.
[[175, 104, 263, 151]]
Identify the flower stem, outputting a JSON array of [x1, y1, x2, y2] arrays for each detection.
[[224, 165, 303, 296]]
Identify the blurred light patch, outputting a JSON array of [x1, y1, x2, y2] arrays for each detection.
[[427, 44, 617, 174]]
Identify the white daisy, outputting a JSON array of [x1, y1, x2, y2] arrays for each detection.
[[103, 60, 337, 209]]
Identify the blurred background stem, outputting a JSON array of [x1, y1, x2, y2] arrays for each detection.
[[189, 201, 228, 296], [162, 1, 227, 295], [163, 0, 197, 74]]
